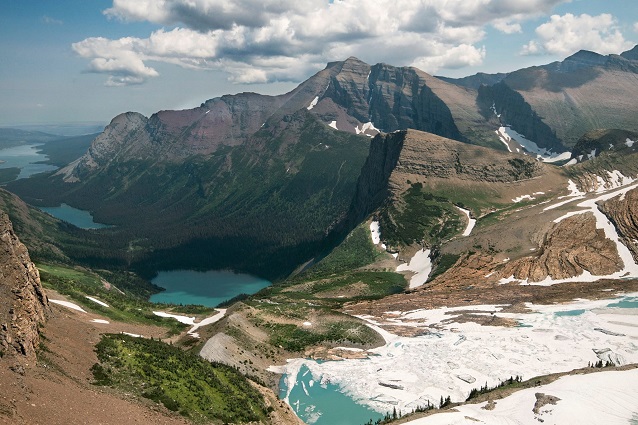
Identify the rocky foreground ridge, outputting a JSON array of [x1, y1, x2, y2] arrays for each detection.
[[0, 211, 49, 362]]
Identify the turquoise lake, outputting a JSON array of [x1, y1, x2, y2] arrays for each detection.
[[555, 309, 586, 317], [39, 203, 111, 229], [281, 365, 383, 425], [149, 269, 271, 307], [607, 297, 638, 309], [0, 144, 57, 178]]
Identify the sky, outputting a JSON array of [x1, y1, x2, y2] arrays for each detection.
[[1, 0, 637, 127]]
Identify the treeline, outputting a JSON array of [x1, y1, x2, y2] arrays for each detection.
[[466, 375, 522, 401], [362, 396, 452, 425]]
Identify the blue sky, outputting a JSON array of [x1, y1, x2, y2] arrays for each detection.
[[1, 0, 636, 126]]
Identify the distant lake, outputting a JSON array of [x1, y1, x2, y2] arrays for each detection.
[[0, 144, 57, 179], [38, 203, 111, 229], [150, 269, 271, 307]]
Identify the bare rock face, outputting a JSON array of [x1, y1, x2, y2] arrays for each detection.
[[0, 211, 49, 361], [501, 213, 622, 282], [600, 187, 638, 263]]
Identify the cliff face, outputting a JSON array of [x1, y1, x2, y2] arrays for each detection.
[[477, 81, 564, 152], [0, 211, 49, 362], [600, 187, 638, 264], [347, 129, 546, 238]]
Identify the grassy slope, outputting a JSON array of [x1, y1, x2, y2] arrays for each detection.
[[92, 334, 271, 423]]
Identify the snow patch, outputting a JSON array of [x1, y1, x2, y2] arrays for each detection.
[[49, 299, 87, 313], [153, 309, 227, 338], [153, 311, 196, 325], [370, 221, 381, 245], [563, 158, 577, 166], [91, 319, 109, 324], [86, 296, 109, 308], [328, 121, 338, 130], [307, 96, 319, 110], [396, 249, 432, 289], [355, 122, 379, 137], [456, 206, 475, 236], [188, 309, 226, 338], [626, 138, 636, 148], [496, 126, 571, 162], [512, 194, 535, 203]]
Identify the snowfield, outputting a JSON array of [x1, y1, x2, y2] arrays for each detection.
[[404, 368, 638, 425], [496, 127, 571, 162], [279, 294, 638, 416]]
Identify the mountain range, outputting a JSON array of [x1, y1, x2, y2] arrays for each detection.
[[2, 45, 638, 425], [6, 45, 638, 279]]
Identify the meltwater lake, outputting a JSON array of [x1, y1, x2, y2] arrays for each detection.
[[150, 269, 271, 307]]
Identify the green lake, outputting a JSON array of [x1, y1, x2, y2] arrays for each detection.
[[149, 269, 271, 307]]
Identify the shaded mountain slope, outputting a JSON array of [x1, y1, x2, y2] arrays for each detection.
[[480, 49, 638, 149]]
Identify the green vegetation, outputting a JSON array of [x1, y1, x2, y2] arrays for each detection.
[[379, 183, 463, 247], [429, 253, 461, 280], [0, 167, 20, 184], [7, 113, 370, 280], [38, 263, 187, 334], [266, 320, 380, 352], [302, 224, 383, 278], [92, 334, 270, 423], [466, 375, 522, 401]]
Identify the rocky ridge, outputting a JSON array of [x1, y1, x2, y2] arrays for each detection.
[[600, 187, 638, 263], [0, 211, 49, 362], [500, 213, 622, 282]]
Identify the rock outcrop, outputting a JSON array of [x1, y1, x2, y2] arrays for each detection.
[[0, 211, 49, 362], [600, 187, 638, 264], [500, 213, 622, 282]]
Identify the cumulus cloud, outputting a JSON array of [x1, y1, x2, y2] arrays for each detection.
[[412, 44, 486, 74], [77, 0, 572, 86], [522, 13, 634, 56]]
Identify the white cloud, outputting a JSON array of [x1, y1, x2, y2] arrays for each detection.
[[521, 40, 541, 55], [492, 19, 522, 34], [77, 0, 572, 85], [42, 15, 63, 25], [634, 22, 638, 33], [412, 44, 486, 74], [522, 13, 634, 56]]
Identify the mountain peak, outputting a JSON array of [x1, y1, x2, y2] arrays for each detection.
[[564, 49, 606, 65], [621, 44, 638, 61]]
